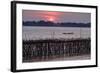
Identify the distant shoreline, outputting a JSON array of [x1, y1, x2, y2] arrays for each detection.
[[23, 21, 91, 27]]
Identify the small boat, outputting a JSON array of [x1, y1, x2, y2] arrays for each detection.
[[62, 32, 74, 35]]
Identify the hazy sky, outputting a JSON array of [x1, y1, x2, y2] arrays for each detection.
[[22, 10, 91, 23]]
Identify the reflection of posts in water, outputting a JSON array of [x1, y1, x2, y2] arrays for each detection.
[[23, 39, 90, 62]]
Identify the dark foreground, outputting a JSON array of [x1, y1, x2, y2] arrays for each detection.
[[23, 38, 91, 62]]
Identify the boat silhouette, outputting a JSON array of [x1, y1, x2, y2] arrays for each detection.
[[62, 32, 74, 35]]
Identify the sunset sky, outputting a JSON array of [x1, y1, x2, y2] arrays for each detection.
[[22, 10, 91, 23]]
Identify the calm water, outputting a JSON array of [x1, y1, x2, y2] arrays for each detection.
[[22, 26, 90, 40]]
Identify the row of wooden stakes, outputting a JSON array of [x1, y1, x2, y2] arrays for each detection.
[[23, 39, 90, 62]]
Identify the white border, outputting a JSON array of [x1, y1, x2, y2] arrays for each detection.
[[16, 4, 96, 70]]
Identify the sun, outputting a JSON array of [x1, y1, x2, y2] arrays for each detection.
[[48, 17, 55, 22]]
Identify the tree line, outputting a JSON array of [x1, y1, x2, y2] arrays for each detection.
[[23, 20, 91, 27]]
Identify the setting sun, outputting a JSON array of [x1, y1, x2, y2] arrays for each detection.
[[48, 17, 54, 22]]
